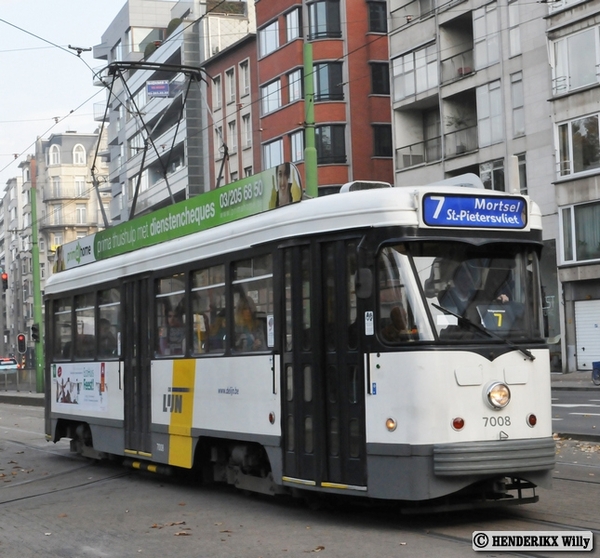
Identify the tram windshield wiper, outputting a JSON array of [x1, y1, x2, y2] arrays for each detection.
[[432, 303, 535, 361]]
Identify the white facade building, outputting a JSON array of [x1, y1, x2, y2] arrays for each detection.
[[93, 0, 254, 222], [388, 0, 563, 369]]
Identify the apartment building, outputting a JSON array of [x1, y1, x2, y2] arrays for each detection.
[[1, 175, 24, 358], [36, 131, 110, 255], [388, 0, 564, 368], [546, 0, 600, 372], [93, 0, 255, 221], [203, 33, 260, 187], [250, 0, 393, 193]]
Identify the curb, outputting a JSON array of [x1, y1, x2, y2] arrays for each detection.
[[0, 394, 44, 407]]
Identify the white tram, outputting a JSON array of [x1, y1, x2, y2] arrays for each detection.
[[44, 174, 554, 510]]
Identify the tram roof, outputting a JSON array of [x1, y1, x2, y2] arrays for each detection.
[[45, 184, 541, 295]]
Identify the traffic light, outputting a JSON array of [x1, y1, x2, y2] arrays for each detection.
[[1, 272, 7, 291], [17, 333, 26, 354], [31, 323, 40, 343]]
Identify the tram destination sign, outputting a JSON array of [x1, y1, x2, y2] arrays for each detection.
[[422, 193, 527, 229], [54, 163, 302, 272]]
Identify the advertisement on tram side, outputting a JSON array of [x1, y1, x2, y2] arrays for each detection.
[[53, 163, 302, 272]]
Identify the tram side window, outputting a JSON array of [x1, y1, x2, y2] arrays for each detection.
[[54, 298, 72, 360], [98, 288, 120, 358], [156, 273, 186, 357], [377, 247, 419, 344], [233, 254, 273, 353], [191, 264, 226, 354], [74, 293, 96, 359]]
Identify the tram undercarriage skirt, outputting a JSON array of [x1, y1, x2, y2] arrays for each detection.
[[432, 437, 556, 476]]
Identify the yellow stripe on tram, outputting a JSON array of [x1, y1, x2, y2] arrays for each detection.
[[168, 359, 196, 469]]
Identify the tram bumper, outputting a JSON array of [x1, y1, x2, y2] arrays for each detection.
[[366, 436, 555, 501], [432, 437, 555, 480]]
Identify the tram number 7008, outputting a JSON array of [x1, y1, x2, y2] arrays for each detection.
[[482, 416, 511, 427]]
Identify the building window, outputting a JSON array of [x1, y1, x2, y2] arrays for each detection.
[[371, 62, 390, 95], [561, 201, 600, 263], [517, 153, 528, 195], [308, 0, 341, 40], [52, 177, 61, 198], [373, 124, 392, 157], [473, 3, 499, 70], [53, 233, 63, 250], [261, 80, 282, 115], [53, 204, 63, 225], [477, 80, 503, 147], [226, 69, 236, 104], [240, 60, 250, 96], [392, 44, 438, 101], [288, 69, 303, 103], [511, 72, 525, 137], [508, 0, 521, 57], [215, 126, 224, 159], [263, 139, 284, 169], [49, 145, 60, 165], [552, 27, 599, 95], [315, 125, 346, 164], [259, 20, 279, 57], [244, 166, 253, 177], [314, 62, 344, 101], [368, 1, 387, 33], [242, 114, 252, 147], [290, 130, 304, 163], [73, 144, 86, 165], [286, 8, 301, 42], [480, 159, 505, 191], [558, 115, 600, 176], [228, 121, 237, 153], [76, 204, 87, 224], [75, 177, 86, 197], [213, 75, 222, 110], [111, 40, 123, 63]]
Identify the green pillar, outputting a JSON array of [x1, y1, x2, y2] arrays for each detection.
[[303, 42, 318, 198], [31, 165, 44, 393]]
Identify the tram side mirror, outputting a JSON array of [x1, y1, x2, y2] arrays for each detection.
[[355, 268, 373, 299]]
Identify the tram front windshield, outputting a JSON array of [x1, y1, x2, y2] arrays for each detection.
[[377, 241, 544, 344]]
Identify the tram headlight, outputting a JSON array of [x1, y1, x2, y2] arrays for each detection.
[[485, 382, 511, 409], [385, 418, 397, 432]]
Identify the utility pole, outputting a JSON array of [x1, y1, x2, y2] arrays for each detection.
[[303, 42, 318, 198], [30, 159, 44, 392]]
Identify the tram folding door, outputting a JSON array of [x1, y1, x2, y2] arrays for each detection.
[[281, 241, 367, 490], [123, 278, 153, 456]]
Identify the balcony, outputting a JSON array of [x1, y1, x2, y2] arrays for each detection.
[[93, 102, 108, 122], [395, 136, 442, 170], [444, 125, 478, 157], [441, 50, 474, 84]]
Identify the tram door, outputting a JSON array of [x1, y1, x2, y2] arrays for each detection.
[[281, 241, 367, 489], [122, 278, 152, 455]]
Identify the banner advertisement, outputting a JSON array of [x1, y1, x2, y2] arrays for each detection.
[[55, 163, 302, 272]]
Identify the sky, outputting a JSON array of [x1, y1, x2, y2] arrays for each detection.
[[0, 0, 127, 190]]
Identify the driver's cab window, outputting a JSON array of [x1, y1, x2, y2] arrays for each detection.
[[377, 247, 419, 344]]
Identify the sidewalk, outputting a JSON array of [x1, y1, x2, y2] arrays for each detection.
[[550, 370, 599, 390]]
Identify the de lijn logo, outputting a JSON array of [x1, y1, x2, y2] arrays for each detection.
[[66, 241, 92, 265], [162, 387, 191, 414]]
